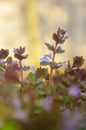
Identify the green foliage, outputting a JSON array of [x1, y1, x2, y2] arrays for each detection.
[[55, 49, 65, 54], [45, 43, 54, 51], [35, 82, 52, 96], [28, 72, 36, 84], [40, 61, 49, 66], [36, 67, 48, 78], [0, 28, 86, 130], [0, 67, 4, 75], [1, 121, 17, 130]]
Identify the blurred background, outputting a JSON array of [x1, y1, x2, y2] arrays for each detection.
[[0, 0, 86, 66]]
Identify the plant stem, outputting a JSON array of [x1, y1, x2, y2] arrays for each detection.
[[19, 61, 23, 82], [19, 60, 23, 92], [49, 42, 57, 84]]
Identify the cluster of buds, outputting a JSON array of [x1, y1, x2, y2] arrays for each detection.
[[0, 47, 35, 83], [52, 27, 68, 44], [0, 47, 29, 83], [0, 49, 9, 68], [72, 56, 84, 68], [0, 48, 20, 82], [0, 49, 9, 59], [14, 47, 28, 61]]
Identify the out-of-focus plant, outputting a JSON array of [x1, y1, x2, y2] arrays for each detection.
[[0, 27, 86, 130]]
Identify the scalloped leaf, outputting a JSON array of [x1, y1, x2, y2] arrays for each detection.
[[40, 61, 49, 66], [45, 43, 53, 51], [55, 49, 65, 54]]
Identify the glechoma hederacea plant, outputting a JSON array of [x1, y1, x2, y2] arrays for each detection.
[[0, 27, 86, 130]]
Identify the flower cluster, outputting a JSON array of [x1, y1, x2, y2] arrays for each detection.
[[0, 47, 34, 83]]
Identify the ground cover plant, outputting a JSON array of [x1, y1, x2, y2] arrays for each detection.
[[0, 27, 86, 130]]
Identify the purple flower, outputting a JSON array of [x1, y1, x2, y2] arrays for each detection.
[[57, 46, 63, 51], [57, 61, 67, 67], [0, 59, 4, 66], [68, 85, 81, 97], [13, 48, 18, 54], [40, 53, 52, 63], [29, 65, 35, 71], [12, 98, 28, 122], [62, 110, 83, 130], [42, 96, 53, 112], [12, 109, 28, 122], [12, 98, 21, 109], [23, 65, 35, 71]]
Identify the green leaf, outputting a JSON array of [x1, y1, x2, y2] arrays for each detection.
[[36, 68, 48, 78], [45, 43, 53, 51], [2, 121, 17, 130], [40, 61, 49, 66], [0, 67, 4, 75], [36, 83, 52, 96], [28, 72, 36, 84], [36, 89, 46, 96], [55, 49, 65, 54], [36, 83, 45, 89], [23, 65, 30, 71]]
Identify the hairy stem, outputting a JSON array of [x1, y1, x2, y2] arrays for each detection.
[[19, 61, 23, 82], [49, 42, 57, 84], [19, 60, 23, 92]]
